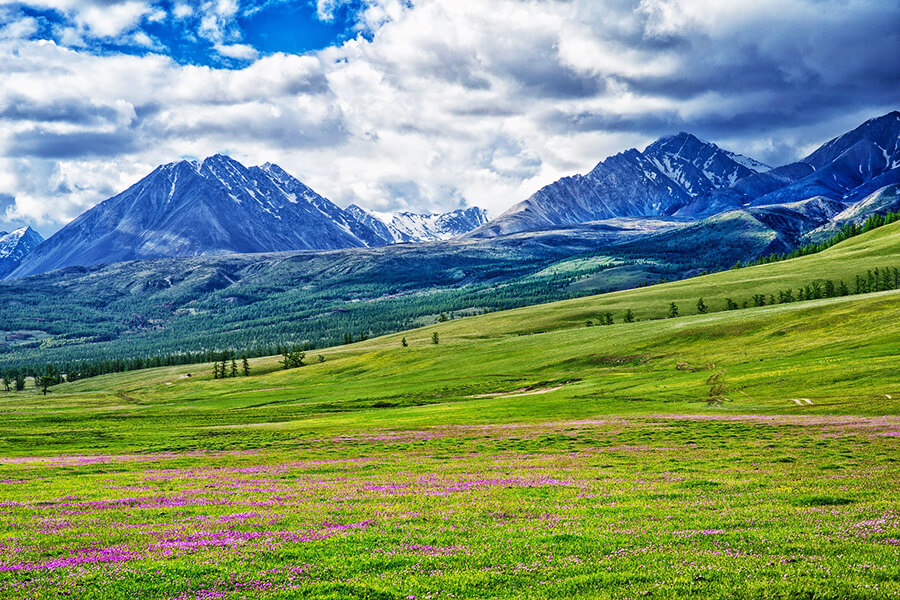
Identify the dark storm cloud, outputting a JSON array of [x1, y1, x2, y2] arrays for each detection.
[[566, 0, 900, 154], [542, 110, 680, 135], [0, 97, 123, 125], [7, 128, 141, 158], [148, 107, 349, 150]]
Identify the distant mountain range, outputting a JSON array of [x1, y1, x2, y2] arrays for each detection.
[[4, 111, 899, 280], [8, 157, 487, 278], [468, 111, 900, 238]]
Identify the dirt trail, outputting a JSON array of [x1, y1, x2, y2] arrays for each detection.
[[472, 385, 567, 399]]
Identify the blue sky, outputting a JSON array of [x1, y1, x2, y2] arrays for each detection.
[[8, 1, 367, 65], [0, 0, 897, 236]]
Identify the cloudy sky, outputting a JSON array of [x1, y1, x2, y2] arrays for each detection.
[[0, 0, 897, 235]]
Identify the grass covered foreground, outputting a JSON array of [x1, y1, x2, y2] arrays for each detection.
[[1, 222, 899, 598]]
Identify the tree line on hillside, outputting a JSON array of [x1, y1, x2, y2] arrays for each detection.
[[744, 210, 900, 268], [586, 265, 899, 328], [7, 262, 896, 395]]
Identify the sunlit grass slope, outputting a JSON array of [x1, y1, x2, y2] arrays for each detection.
[[1, 221, 899, 455]]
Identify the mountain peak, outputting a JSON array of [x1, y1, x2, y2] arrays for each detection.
[[654, 131, 708, 146], [258, 162, 291, 179], [0, 225, 44, 278], [803, 110, 900, 170], [200, 153, 244, 171]]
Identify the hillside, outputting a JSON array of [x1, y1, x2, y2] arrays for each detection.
[[3, 219, 898, 453]]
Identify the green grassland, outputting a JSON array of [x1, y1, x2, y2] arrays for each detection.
[[0, 222, 899, 598]]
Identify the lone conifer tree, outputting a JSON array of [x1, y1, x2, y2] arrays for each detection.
[[242, 357, 250, 377], [401, 337, 408, 347], [668, 302, 679, 318], [696, 298, 708, 314], [432, 332, 439, 344]]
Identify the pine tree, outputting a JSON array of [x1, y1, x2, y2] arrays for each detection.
[[432, 332, 439, 344], [401, 337, 408, 347], [39, 365, 55, 396], [696, 298, 708, 314], [667, 302, 679, 318], [623, 309, 635, 323], [282, 349, 306, 369], [230, 358, 238, 378], [242, 357, 250, 377]]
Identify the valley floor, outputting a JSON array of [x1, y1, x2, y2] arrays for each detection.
[[1, 415, 899, 599]]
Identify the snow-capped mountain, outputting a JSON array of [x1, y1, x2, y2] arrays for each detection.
[[471, 112, 900, 236], [7, 156, 491, 278], [0, 226, 44, 278], [468, 134, 769, 237], [750, 111, 900, 207], [643, 132, 770, 196], [345, 205, 397, 245], [386, 208, 489, 242], [9, 155, 387, 278]]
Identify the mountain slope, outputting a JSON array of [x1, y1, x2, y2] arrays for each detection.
[[802, 184, 900, 243], [0, 227, 43, 278], [750, 111, 900, 207], [9, 156, 382, 278], [387, 208, 489, 242], [468, 134, 768, 237]]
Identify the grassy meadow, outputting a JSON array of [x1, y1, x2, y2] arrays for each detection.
[[1, 221, 899, 598]]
